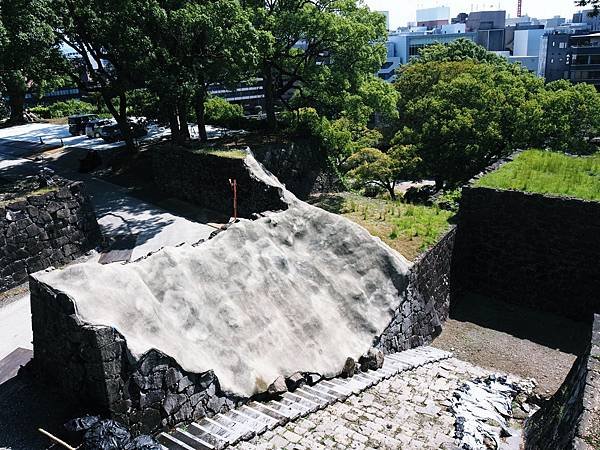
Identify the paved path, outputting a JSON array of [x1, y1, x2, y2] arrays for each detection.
[[160, 347, 525, 450], [0, 296, 32, 361], [0, 127, 219, 261], [232, 356, 522, 450]]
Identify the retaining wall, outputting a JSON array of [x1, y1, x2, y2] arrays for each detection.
[[453, 186, 600, 321], [1, 182, 101, 291], [524, 314, 600, 449], [377, 226, 456, 353], [152, 146, 286, 218]]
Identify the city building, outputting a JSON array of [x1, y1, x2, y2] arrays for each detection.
[[416, 6, 450, 29], [569, 33, 600, 87], [538, 31, 571, 81], [513, 28, 546, 57], [466, 10, 507, 51], [573, 10, 600, 32], [377, 11, 390, 31]]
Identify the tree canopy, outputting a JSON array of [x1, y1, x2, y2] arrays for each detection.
[[0, 0, 62, 123]]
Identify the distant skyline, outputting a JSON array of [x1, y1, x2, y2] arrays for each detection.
[[364, 0, 583, 29]]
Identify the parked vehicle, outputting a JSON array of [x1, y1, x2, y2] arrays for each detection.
[[99, 120, 148, 143], [68, 114, 99, 136], [85, 118, 113, 139]]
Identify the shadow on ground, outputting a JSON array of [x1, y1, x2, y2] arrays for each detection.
[[0, 369, 83, 450], [449, 293, 589, 355]]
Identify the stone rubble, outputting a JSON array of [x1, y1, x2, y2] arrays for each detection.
[[451, 375, 536, 450]]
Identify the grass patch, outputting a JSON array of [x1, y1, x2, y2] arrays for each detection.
[[188, 146, 247, 159], [476, 150, 600, 201], [0, 186, 58, 207], [310, 192, 453, 260]]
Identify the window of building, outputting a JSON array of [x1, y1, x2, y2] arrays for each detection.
[[590, 54, 600, 65], [559, 42, 567, 49]]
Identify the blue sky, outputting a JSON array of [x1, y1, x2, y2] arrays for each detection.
[[364, 0, 583, 29]]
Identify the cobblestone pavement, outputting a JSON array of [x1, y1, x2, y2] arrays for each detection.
[[232, 356, 519, 450]]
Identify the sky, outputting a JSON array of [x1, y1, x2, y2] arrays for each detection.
[[364, 0, 584, 29]]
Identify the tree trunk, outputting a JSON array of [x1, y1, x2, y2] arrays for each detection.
[[263, 63, 277, 130], [178, 100, 190, 141], [195, 90, 208, 143], [387, 185, 397, 201], [6, 75, 27, 124], [169, 107, 182, 145], [103, 92, 135, 152], [435, 177, 444, 191]]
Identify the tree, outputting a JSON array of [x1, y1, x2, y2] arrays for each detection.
[[152, 0, 258, 141], [247, 0, 388, 129], [50, 0, 152, 150], [531, 80, 600, 154], [0, 0, 61, 124], [346, 145, 421, 200], [417, 38, 508, 65], [393, 59, 544, 188]]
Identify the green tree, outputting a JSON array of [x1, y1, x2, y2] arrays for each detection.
[[50, 0, 151, 150], [248, 0, 388, 128], [417, 38, 508, 65], [532, 80, 600, 154], [154, 0, 257, 141], [0, 0, 61, 124], [346, 145, 421, 200], [393, 59, 544, 188]]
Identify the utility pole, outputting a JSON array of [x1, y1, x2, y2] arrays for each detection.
[[517, 0, 522, 17]]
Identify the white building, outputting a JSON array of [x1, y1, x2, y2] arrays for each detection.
[[513, 28, 546, 56]]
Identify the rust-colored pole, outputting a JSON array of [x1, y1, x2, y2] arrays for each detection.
[[229, 178, 237, 220]]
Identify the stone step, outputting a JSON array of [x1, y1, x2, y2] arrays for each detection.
[[158, 346, 452, 449]]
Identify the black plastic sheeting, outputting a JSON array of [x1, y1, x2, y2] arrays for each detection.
[[65, 416, 161, 450]]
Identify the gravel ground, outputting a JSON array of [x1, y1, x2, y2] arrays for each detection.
[[432, 293, 590, 397]]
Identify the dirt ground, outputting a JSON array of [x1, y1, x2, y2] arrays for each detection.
[[433, 293, 590, 397]]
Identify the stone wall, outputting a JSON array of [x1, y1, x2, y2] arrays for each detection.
[[453, 186, 600, 321], [152, 146, 287, 218], [524, 314, 600, 450], [29, 278, 240, 436], [1, 182, 101, 291], [376, 226, 456, 353]]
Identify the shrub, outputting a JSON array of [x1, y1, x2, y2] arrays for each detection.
[[204, 96, 243, 126], [30, 99, 96, 119]]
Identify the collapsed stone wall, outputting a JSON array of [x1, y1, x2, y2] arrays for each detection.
[[453, 185, 600, 321], [0, 182, 101, 291], [29, 224, 453, 435], [29, 279, 239, 435], [376, 226, 456, 353], [524, 314, 600, 450], [152, 146, 287, 218]]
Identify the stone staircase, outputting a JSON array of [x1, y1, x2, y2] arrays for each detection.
[[157, 346, 452, 450]]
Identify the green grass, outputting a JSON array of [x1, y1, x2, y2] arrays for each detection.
[[0, 186, 58, 207], [476, 150, 600, 201], [189, 147, 247, 159], [310, 193, 453, 260]]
